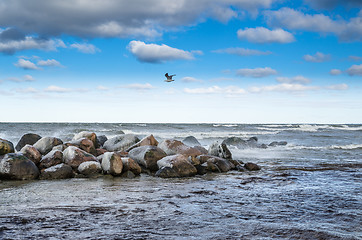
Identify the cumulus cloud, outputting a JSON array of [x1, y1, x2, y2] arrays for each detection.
[[326, 83, 348, 90], [264, 7, 362, 41], [97, 85, 109, 91], [127, 41, 195, 63], [329, 69, 342, 75], [236, 67, 277, 78], [213, 47, 272, 56], [276, 75, 310, 84], [249, 83, 319, 93], [70, 43, 100, 54], [14, 59, 40, 70], [303, 52, 331, 62], [184, 85, 246, 94], [121, 83, 155, 90], [14, 87, 38, 94], [346, 64, 362, 76], [37, 59, 63, 67], [44, 85, 71, 93], [0, 0, 275, 39], [181, 77, 203, 83], [8, 74, 35, 82], [237, 27, 295, 43]]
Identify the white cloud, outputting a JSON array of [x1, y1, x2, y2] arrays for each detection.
[[70, 43, 100, 54], [264, 7, 362, 41], [329, 69, 342, 75], [37, 59, 62, 67], [121, 83, 155, 90], [184, 85, 246, 94], [97, 85, 109, 91], [14, 59, 40, 70], [237, 27, 295, 43], [326, 84, 348, 90], [236, 67, 277, 78], [303, 52, 331, 62], [8, 74, 35, 82], [44, 85, 71, 93], [213, 47, 272, 56], [127, 41, 195, 63], [249, 83, 319, 93], [276, 75, 310, 84], [346, 64, 362, 76], [15, 87, 38, 93], [181, 77, 203, 83]]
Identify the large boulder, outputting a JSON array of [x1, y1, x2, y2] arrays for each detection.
[[39, 163, 74, 180], [100, 152, 123, 176], [19, 145, 42, 166], [208, 142, 232, 160], [33, 137, 63, 155], [63, 146, 97, 169], [66, 138, 96, 155], [268, 141, 287, 147], [158, 139, 202, 158], [126, 135, 159, 152], [128, 146, 166, 171], [156, 154, 197, 178], [78, 161, 102, 176], [222, 136, 267, 149], [103, 134, 140, 152], [73, 131, 100, 148], [15, 133, 42, 151], [244, 162, 261, 171], [182, 136, 201, 146], [204, 156, 234, 173], [0, 153, 39, 180], [97, 135, 108, 147], [39, 150, 63, 169], [121, 157, 142, 176], [0, 138, 15, 155]]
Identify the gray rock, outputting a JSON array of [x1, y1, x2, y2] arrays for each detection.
[[39, 150, 63, 169], [158, 139, 202, 158], [0, 153, 39, 180], [73, 131, 100, 148], [182, 136, 201, 146], [15, 133, 42, 151], [66, 138, 96, 155], [100, 152, 123, 176], [205, 156, 234, 172], [63, 146, 97, 169], [20, 145, 42, 166], [33, 137, 63, 155], [103, 134, 140, 152], [128, 146, 166, 171], [0, 138, 14, 155], [121, 157, 142, 176], [126, 134, 159, 152], [156, 154, 197, 178], [208, 142, 232, 160], [78, 161, 102, 176], [244, 162, 261, 171], [268, 141, 287, 147], [39, 163, 74, 180], [97, 135, 108, 147]]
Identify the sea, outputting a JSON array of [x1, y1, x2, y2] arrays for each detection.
[[0, 123, 361, 240]]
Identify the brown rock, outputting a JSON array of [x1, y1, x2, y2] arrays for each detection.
[[39, 150, 63, 169], [63, 146, 97, 169], [20, 145, 42, 166]]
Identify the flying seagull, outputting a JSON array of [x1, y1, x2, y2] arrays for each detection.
[[165, 73, 176, 82]]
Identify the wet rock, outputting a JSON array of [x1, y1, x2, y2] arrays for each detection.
[[33, 137, 63, 155], [66, 138, 96, 155], [244, 162, 261, 171], [126, 134, 159, 152], [39, 163, 74, 180], [63, 146, 97, 169], [121, 157, 141, 176], [208, 142, 232, 160], [121, 170, 136, 178], [223, 136, 268, 149], [96, 148, 107, 157], [205, 156, 234, 172], [52, 144, 66, 151], [158, 139, 202, 158], [103, 134, 140, 152], [182, 136, 201, 146], [97, 135, 108, 147], [39, 150, 63, 169], [269, 141, 288, 147], [0, 153, 39, 180], [193, 145, 208, 155], [19, 145, 42, 166], [78, 161, 102, 176], [73, 131, 100, 148], [101, 152, 123, 176], [128, 146, 166, 171], [195, 164, 208, 175], [156, 154, 197, 178], [15, 133, 42, 151], [0, 138, 14, 155]]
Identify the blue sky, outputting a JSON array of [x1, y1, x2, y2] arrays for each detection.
[[0, 0, 361, 123]]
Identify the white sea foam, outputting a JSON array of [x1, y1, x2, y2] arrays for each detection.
[[287, 144, 362, 150]]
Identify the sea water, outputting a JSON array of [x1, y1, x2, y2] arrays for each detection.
[[0, 123, 361, 239]]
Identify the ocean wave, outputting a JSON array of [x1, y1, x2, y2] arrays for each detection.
[[213, 124, 238, 127], [288, 144, 362, 150], [258, 124, 362, 133]]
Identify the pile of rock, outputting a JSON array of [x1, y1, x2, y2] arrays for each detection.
[[0, 131, 261, 181]]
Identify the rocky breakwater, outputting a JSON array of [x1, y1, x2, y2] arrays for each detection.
[[0, 131, 262, 181]]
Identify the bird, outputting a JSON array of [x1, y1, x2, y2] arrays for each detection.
[[165, 73, 176, 82]]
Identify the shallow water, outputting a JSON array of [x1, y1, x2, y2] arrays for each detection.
[[0, 123, 361, 239]]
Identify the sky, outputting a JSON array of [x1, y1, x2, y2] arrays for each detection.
[[0, 0, 361, 124]]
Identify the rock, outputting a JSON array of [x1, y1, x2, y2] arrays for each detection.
[[66, 138, 96, 155], [0, 138, 15, 155], [39, 163, 74, 180], [156, 154, 197, 178], [205, 156, 234, 172], [269, 141, 287, 147], [0, 153, 39, 180], [19, 145, 42, 166], [97, 135, 108, 147], [63, 146, 97, 169], [121, 171, 136, 178], [121, 157, 141, 176], [222, 136, 265, 149], [15, 133, 42, 151], [244, 162, 261, 171], [78, 161, 102, 176], [126, 134, 159, 152], [128, 146, 166, 171], [193, 145, 208, 155], [182, 136, 201, 146], [33, 137, 63, 155], [73, 131, 100, 148], [208, 142, 232, 160], [39, 150, 63, 169], [158, 139, 202, 158], [103, 134, 140, 152], [96, 148, 107, 157], [52, 144, 66, 151], [100, 152, 123, 176]]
